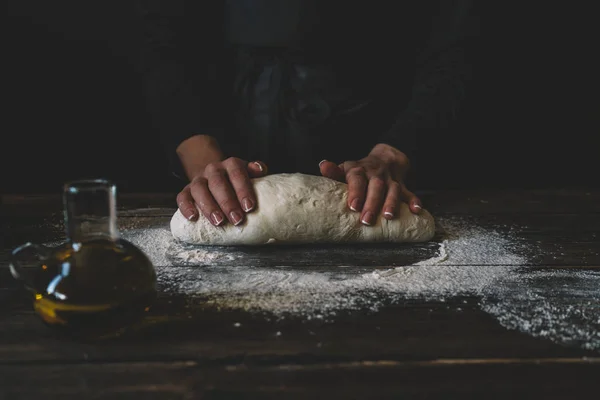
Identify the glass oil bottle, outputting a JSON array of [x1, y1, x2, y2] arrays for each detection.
[[10, 179, 157, 339]]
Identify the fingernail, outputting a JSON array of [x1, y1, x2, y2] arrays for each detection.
[[384, 210, 394, 219], [350, 198, 361, 212], [230, 211, 243, 226], [211, 211, 224, 226], [253, 162, 264, 172], [361, 211, 374, 226], [242, 197, 254, 212], [319, 159, 327, 167], [414, 204, 422, 213], [187, 213, 196, 221], [186, 209, 197, 220]]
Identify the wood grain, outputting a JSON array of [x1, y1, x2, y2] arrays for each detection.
[[1, 189, 600, 397]]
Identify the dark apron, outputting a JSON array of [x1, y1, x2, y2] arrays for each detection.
[[219, 45, 404, 175], [216, 1, 421, 174]]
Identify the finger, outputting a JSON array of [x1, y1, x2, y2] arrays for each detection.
[[247, 160, 268, 178], [205, 164, 245, 226], [339, 161, 352, 174], [345, 164, 367, 213], [319, 159, 345, 182], [224, 159, 257, 213], [382, 181, 401, 220], [360, 176, 386, 225], [176, 187, 199, 221], [188, 178, 225, 226], [399, 183, 422, 214]]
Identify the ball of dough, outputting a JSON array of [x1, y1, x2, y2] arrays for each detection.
[[170, 173, 435, 245]]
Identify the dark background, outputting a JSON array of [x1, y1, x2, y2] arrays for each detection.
[[3, 2, 598, 195]]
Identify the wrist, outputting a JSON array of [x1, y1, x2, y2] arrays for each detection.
[[369, 143, 410, 168], [176, 134, 224, 181]]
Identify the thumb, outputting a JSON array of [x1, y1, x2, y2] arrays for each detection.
[[319, 160, 345, 182], [399, 183, 422, 214], [247, 161, 268, 178]]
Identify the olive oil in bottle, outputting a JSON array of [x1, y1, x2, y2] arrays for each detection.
[[11, 180, 157, 339]]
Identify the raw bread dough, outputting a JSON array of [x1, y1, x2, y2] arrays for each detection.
[[170, 173, 435, 245]]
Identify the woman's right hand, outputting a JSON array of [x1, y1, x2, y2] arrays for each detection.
[[177, 158, 268, 226], [174, 134, 268, 226]]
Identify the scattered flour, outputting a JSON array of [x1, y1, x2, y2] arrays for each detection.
[[120, 218, 528, 319], [481, 269, 600, 350], [48, 214, 600, 351]]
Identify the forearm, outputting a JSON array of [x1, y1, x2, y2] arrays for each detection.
[[176, 135, 225, 181], [369, 143, 409, 168]]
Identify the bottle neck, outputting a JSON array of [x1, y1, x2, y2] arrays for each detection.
[[63, 180, 119, 244]]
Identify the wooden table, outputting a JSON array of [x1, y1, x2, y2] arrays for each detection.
[[2, 189, 600, 399]]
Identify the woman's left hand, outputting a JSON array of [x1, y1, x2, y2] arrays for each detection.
[[319, 143, 422, 226]]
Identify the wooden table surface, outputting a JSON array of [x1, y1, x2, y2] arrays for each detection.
[[2, 188, 600, 399]]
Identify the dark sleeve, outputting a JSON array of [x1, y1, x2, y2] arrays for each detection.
[[377, 0, 476, 162], [135, 1, 224, 177]]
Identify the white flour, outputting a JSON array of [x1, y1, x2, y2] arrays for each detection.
[[120, 217, 600, 351], [481, 269, 600, 350], [43, 213, 600, 351], [120, 218, 528, 319]]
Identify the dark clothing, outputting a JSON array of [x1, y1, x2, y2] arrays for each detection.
[[136, 1, 474, 177]]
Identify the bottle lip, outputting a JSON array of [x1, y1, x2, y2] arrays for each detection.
[[63, 179, 116, 194]]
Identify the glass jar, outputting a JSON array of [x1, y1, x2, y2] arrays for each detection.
[[10, 179, 157, 339]]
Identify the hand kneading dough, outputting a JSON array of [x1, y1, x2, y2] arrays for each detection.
[[171, 173, 435, 245]]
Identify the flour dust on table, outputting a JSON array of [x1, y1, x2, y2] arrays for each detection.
[[481, 269, 600, 351], [170, 173, 435, 245], [123, 218, 526, 318], [122, 217, 600, 351]]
